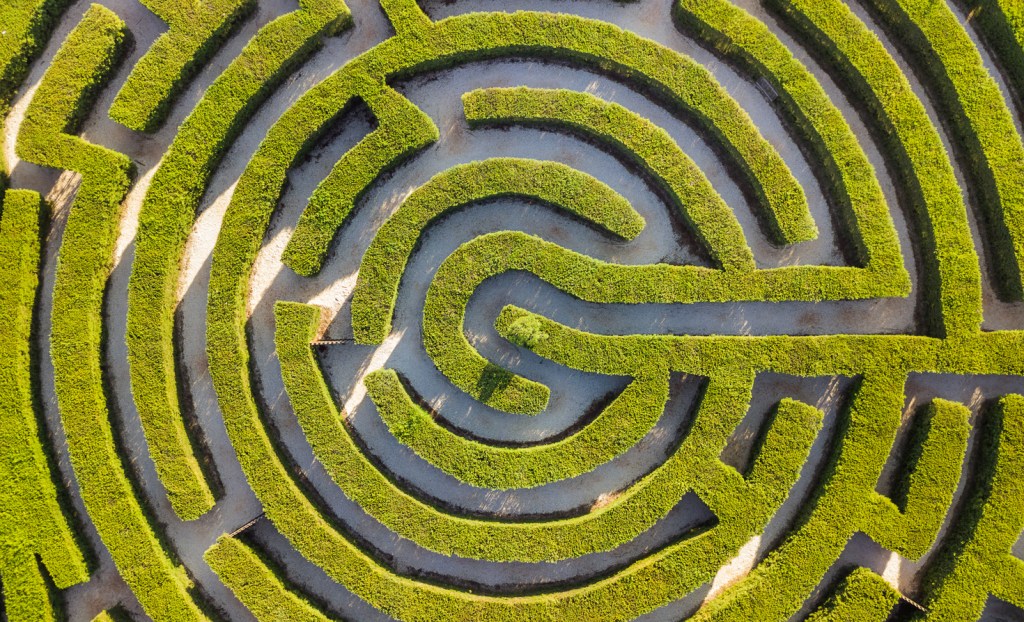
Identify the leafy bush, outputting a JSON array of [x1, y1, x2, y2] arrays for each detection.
[[0, 189, 88, 620], [767, 0, 982, 337], [864, 0, 1024, 301], [277, 301, 709, 562], [424, 227, 905, 416], [214, 294, 819, 617], [804, 568, 899, 622], [16, 6, 205, 620], [206, 536, 333, 622], [280, 86, 440, 276], [505, 314, 549, 349], [125, 0, 351, 521], [108, 0, 255, 132]]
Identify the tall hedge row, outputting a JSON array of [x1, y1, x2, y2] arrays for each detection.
[[108, 0, 255, 132], [0, 189, 89, 621], [205, 536, 333, 622], [16, 6, 206, 620], [767, 0, 982, 337], [0, 0, 73, 175], [125, 0, 351, 521], [364, 368, 668, 490], [864, 0, 1024, 301]]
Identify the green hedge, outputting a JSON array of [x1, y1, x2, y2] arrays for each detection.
[[16, 6, 205, 620], [211, 98, 819, 606], [0, 189, 88, 621], [202, 7, 996, 617], [205, 536, 333, 622], [354, 157, 643, 414], [970, 0, 1024, 105], [864, 0, 1024, 301], [280, 85, 440, 276], [281, 8, 817, 278], [862, 399, 971, 557], [0, 0, 73, 176], [379, 0, 431, 35], [352, 157, 644, 345], [276, 301, 696, 562], [125, 0, 351, 521], [463, 87, 754, 273], [494, 311, 973, 622], [423, 229, 904, 416], [420, 81, 907, 414], [0, 0, 69, 102], [767, 0, 982, 337], [268, 301, 822, 605], [674, 0, 904, 278], [665, 371, 962, 621], [916, 395, 1024, 620], [804, 568, 900, 622], [493, 301, 1024, 379], [108, 0, 255, 132], [216, 289, 818, 617], [364, 368, 668, 490]]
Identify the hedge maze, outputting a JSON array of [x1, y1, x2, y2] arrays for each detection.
[[2, 0, 1024, 619]]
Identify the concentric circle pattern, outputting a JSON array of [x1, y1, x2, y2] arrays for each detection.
[[2, 0, 1024, 620]]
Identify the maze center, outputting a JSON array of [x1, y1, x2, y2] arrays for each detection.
[[2, 0, 1024, 620]]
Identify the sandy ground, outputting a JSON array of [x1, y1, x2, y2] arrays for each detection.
[[4, 0, 1024, 619]]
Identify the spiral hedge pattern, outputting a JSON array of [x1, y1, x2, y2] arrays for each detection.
[[2, 0, 1024, 619]]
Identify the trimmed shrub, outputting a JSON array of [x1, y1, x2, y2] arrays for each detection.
[[767, 0, 982, 337], [364, 367, 668, 490], [916, 395, 1024, 620], [673, 0, 904, 279], [462, 87, 755, 273], [969, 0, 1024, 105], [0, 0, 73, 175], [16, 6, 205, 620], [805, 568, 900, 622], [352, 157, 644, 344], [354, 157, 644, 413], [864, 0, 1024, 301], [272, 300, 820, 581], [276, 301, 680, 561], [379, 0, 432, 35], [108, 0, 256, 132], [862, 399, 970, 558], [0, 189, 88, 621], [493, 310, 972, 622], [423, 229, 905, 416], [125, 0, 351, 521], [279, 85, 440, 277], [205, 536, 333, 622], [216, 292, 819, 617], [281, 9, 816, 277], [201, 7, 1002, 618]]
